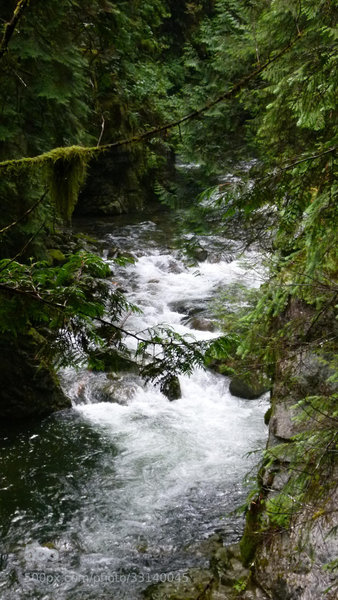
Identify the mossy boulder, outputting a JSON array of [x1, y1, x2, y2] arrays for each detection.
[[206, 359, 235, 377], [229, 377, 269, 400], [160, 375, 181, 401]]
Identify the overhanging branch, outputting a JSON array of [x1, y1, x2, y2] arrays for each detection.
[[0, 0, 30, 59]]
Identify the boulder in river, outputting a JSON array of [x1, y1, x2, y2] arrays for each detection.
[[184, 315, 215, 332], [160, 375, 181, 401], [168, 260, 184, 274], [191, 245, 208, 262], [229, 377, 269, 400]]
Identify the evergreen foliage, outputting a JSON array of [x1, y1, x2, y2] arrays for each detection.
[[185, 0, 338, 543]]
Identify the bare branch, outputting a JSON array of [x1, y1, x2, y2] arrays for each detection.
[[0, 189, 48, 234], [0, 0, 29, 59]]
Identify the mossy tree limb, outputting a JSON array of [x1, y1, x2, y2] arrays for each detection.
[[0, 146, 93, 223], [47, 150, 91, 223]]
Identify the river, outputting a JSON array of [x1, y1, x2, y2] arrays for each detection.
[[0, 208, 269, 599]]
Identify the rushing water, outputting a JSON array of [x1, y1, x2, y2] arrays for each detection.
[[0, 210, 268, 599]]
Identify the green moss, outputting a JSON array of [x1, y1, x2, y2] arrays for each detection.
[[47, 148, 92, 222], [0, 145, 94, 175], [47, 248, 66, 265], [0, 145, 94, 222], [240, 502, 263, 567], [240, 529, 258, 568], [75, 232, 99, 244], [204, 357, 235, 376], [264, 407, 272, 425], [218, 364, 236, 376], [43, 541, 57, 550]]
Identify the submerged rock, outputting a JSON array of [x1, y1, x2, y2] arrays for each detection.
[[168, 260, 184, 274], [160, 375, 181, 401]]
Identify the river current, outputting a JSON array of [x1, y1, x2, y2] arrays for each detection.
[[0, 210, 268, 599]]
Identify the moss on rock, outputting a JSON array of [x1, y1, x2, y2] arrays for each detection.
[[229, 377, 269, 400]]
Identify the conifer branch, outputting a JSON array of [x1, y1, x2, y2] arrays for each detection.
[[101, 32, 302, 150], [256, 146, 337, 183], [0, 0, 29, 59], [277, 146, 336, 173], [0, 282, 204, 351]]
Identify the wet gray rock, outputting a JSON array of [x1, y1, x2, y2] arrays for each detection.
[[210, 543, 250, 586], [183, 315, 215, 332], [143, 568, 214, 600], [254, 481, 338, 600], [273, 350, 337, 406], [249, 344, 338, 600], [168, 260, 184, 274], [169, 301, 207, 317], [269, 401, 299, 442], [144, 541, 269, 599]]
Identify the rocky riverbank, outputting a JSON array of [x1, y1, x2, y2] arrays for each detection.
[[145, 303, 338, 600]]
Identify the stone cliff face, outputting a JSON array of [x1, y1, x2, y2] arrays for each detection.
[[242, 348, 338, 600]]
